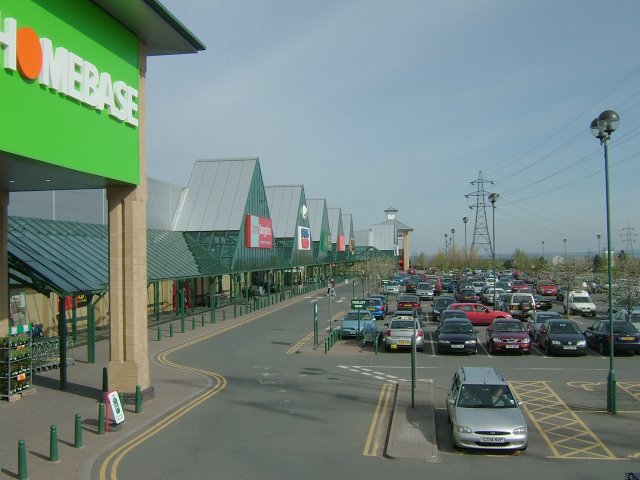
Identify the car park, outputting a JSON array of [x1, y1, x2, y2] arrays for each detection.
[[527, 311, 564, 342], [448, 302, 512, 326], [416, 282, 435, 301], [583, 320, 640, 355], [500, 292, 536, 319], [383, 315, 424, 352], [537, 318, 587, 355], [340, 310, 376, 339], [565, 290, 597, 317], [397, 293, 422, 314], [446, 367, 528, 452], [436, 317, 478, 354], [486, 318, 531, 354], [431, 295, 457, 321]]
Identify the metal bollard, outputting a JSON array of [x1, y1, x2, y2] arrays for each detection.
[[169, 323, 174, 337], [201, 315, 205, 327], [75, 413, 83, 448], [98, 402, 106, 435], [157, 326, 161, 341], [18, 439, 27, 480], [135, 385, 142, 413], [192, 317, 196, 330], [50, 425, 59, 462], [223, 310, 227, 321]]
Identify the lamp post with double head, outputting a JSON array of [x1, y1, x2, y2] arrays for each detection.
[[488, 193, 499, 309], [563, 238, 567, 260], [542, 240, 545, 259], [451, 228, 456, 270], [463, 217, 469, 270], [591, 109, 620, 414], [444, 233, 448, 271], [597, 234, 602, 256]]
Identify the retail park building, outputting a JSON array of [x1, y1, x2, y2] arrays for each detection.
[[0, 1, 412, 402]]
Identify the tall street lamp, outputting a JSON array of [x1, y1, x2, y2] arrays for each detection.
[[463, 217, 469, 270], [542, 240, 545, 259], [444, 233, 448, 270], [563, 238, 567, 260], [597, 234, 602, 255], [488, 192, 499, 309], [451, 228, 456, 269], [591, 109, 620, 414]]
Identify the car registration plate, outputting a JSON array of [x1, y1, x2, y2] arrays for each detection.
[[505, 344, 519, 349], [563, 345, 577, 350], [621, 336, 634, 341], [481, 436, 505, 444], [397, 340, 411, 345], [451, 344, 464, 349]]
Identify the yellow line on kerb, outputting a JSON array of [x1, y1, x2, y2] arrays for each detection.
[[287, 331, 314, 353], [363, 383, 393, 456]]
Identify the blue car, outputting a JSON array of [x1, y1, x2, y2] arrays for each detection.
[[364, 297, 385, 319], [340, 310, 376, 339]]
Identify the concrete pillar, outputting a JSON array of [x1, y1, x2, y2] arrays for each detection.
[[106, 44, 152, 401], [0, 191, 8, 334]]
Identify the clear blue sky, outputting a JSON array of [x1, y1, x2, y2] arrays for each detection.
[[146, 0, 640, 259]]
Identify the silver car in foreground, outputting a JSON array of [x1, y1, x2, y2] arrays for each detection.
[[446, 367, 528, 452], [383, 314, 424, 352]]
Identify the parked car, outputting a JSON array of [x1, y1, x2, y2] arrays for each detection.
[[583, 320, 640, 355], [440, 309, 471, 322], [436, 317, 478, 354], [383, 315, 424, 352], [536, 282, 558, 296], [384, 281, 402, 295], [340, 310, 376, 339], [397, 293, 422, 314], [481, 286, 504, 305], [565, 290, 597, 317], [416, 282, 435, 301], [364, 297, 385, 319], [500, 292, 536, 319], [448, 302, 512, 326], [404, 275, 421, 294], [510, 279, 529, 292], [486, 318, 531, 354], [537, 318, 587, 355], [533, 294, 553, 311], [456, 288, 479, 303], [431, 295, 457, 321], [367, 294, 388, 315], [613, 306, 640, 331], [527, 311, 564, 342], [446, 367, 528, 452]]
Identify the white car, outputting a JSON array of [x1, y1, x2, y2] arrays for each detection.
[[481, 287, 504, 305], [565, 290, 596, 317]]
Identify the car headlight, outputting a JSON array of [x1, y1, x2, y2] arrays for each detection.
[[522, 337, 530, 343], [513, 426, 527, 435], [465, 340, 477, 344], [551, 340, 561, 345], [438, 340, 451, 344], [455, 425, 473, 433], [493, 338, 503, 343], [577, 340, 586, 346]]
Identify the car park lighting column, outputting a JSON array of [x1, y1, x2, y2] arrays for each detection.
[[590, 109, 620, 415], [488, 193, 499, 309], [463, 216, 468, 270]]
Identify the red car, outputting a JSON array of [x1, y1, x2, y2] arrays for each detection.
[[447, 302, 511, 326], [510, 280, 529, 292], [486, 318, 532, 354], [536, 282, 558, 296], [396, 294, 421, 314]]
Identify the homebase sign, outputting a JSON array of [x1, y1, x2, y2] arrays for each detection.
[[0, 1, 140, 185]]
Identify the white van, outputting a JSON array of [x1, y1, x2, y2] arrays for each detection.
[[565, 291, 596, 317]]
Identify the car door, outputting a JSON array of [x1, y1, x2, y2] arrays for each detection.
[[583, 321, 601, 347], [473, 304, 493, 324]]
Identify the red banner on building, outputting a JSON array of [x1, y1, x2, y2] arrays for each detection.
[[337, 235, 346, 252], [245, 214, 273, 249]]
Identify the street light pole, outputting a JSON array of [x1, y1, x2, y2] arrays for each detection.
[[591, 109, 620, 415], [444, 233, 448, 270], [463, 217, 469, 270], [597, 234, 602, 256], [542, 240, 545, 259], [563, 238, 567, 260], [451, 228, 456, 270], [488, 193, 499, 309]]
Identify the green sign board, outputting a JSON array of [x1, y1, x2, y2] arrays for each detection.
[[351, 299, 366, 310], [0, 0, 140, 184]]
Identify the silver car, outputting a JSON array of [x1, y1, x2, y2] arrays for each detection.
[[384, 281, 402, 295], [383, 315, 424, 352], [416, 282, 435, 301], [446, 367, 528, 452]]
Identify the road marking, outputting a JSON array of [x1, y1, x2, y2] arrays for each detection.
[[618, 382, 640, 403], [567, 381, 606, 391], [510, 380, 617, 460], [363, 383, 394, 456], [287, 331, 315, 353]]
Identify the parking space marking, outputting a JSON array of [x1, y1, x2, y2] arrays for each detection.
[[618, 382, 640, 403], [510, 381, 617, 459]]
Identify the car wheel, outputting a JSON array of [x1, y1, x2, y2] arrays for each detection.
[[591, 311, 596, 317], [384, 344, 390, 352], [545, 341, 552, 354], [489, 340, 495, 354], [451, 427, 459, 450]]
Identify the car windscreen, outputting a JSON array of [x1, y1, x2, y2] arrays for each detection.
[[435, 298, 455, 307], [572, 297, 590, 303], [548, 322, 581, 334], [513, 295, 532, 303], [493, 322, 525, 332], [399, 295, 418, 302], [417, 283, 432, 289], [390, 320, 417, 329], [365, 299, 380, 306], [344, 312, 372, 321], [441, 322, 473, 334], [613, 323, 639, 334], [457, 385, 517, 408]]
